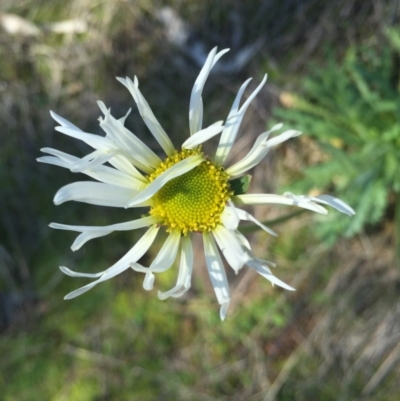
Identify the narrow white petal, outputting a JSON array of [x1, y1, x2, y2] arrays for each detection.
[[55, 126, 115, 151], [37, 156, 70, 169], [40, 147, 144, 189], [189, 48, 229, 135], [84, 165, 144, 189], [71, 231, 113, 251], [226, 127, 301, 176], [116, 77, 175, 156], [158, 235, 194, 300], [246, 259, 295, 291], [215, 75, 267, 165], [220, 302, 229, 321], [40, 147, 79, 163], [234, 207, 277, 236], [63, 225, 160, 299], [126, 155, 204, 207], [60, 266, 103, 278], [50, 216, 159, 251], [50, 215, 158, 233], [203, 232, 231, 315], [98, 103, 161, 172], [54, 182, 142, 207], [212, 225, 249, 273], [118, 108, 132, 125], [234, 194, 328, 214], [143, 273, 155, 290], [70, 150, 115, 173], [182, 121, 224, 149], [50, 110, 81, 130], [314, 195, 355, 216], [132, 231, 181, 273]]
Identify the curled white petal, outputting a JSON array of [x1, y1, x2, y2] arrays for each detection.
[[69, 150, 115, 173], [125, 155, 204, 207], [189, 47, 230, 135], [39, 148, 145, 189], [55, 125, 115, 151], [98, 101, 161, 172], [50, 216, 159, 251], [63, 225, 160, 299], [158, 235, 194, 300], [132, 231, 181, 274], [50, 110, 81, 130], [116, 77, 175, 156], [246, 259, 295, 291], [215, 75, 267, 165], [226, 127, 301, 176]]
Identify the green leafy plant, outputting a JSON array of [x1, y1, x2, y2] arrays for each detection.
[[275, 29, 400, 249]]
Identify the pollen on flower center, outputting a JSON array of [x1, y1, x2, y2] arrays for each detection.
[[148, 149, 233, 234]]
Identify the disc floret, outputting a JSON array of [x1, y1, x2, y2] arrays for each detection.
[[149, 149, 233, 234]]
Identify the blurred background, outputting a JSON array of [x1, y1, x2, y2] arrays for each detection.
[[1, 0, 400, 400]]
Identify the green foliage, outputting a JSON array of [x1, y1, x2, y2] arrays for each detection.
[[229, 174, 252, 195], [275, 32, 400, 243]]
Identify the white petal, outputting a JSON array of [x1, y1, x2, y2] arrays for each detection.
[[63, 225, 160, 299], [131, 231, 181, 273], [118, 108, 132, 125], [212, 225, 249, 273], [60, 266, 104, 278], [182, 121, 224, 149], [125, 154, 204, 207], [246, 259, 295, 291], [314, 194, 355, 216], [220, 302, 229, 321], [143, 273, 155, 290], [234, 207, 277, 236], [215, 75, 267, 165], [189, 47, 229, 135], [203, 232, 231, 317], [226, 127, 301, 176], [70, 231, 113, 251], [220, 203, 240, 230], [108, 154, 148, 184], [50, 215, 159, 251], [69, 150, 114, 173], [50, 215, 158, 233], [84, 165, 144, 189], [98, 102, 161, 172], [55, 125, 115, 151], [54, 181, 143, 207], [234, 194, 328, 214], [40, 147, 144, 189], [116, 77, 175, 156], [158, 235, 194, 300], [40, 147, 79, 163], [50, 110, 81, 130], [37, 155, 70, 169]]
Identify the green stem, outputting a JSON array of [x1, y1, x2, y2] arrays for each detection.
[[238, 209, 306, 234]]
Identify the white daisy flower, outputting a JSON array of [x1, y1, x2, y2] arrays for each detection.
[[38, 47, 355, 320]]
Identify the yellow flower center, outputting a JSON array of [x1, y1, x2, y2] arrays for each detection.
[[148, 149, 233, 234]]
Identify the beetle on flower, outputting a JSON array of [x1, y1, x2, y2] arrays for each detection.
[[38, 47, 354, 320]]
